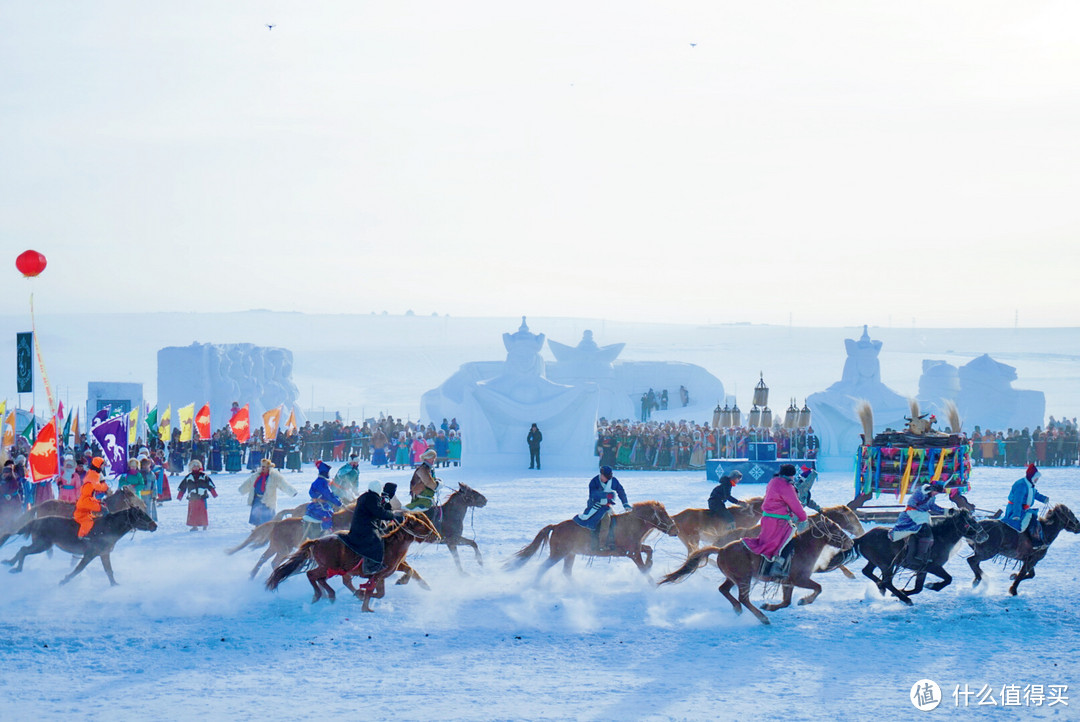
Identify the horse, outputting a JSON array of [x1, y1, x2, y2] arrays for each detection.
[[741, 505, 865, 580], [265, 512, 440, 612], [1, 506, 158, 585], [670, 497, 764, 554], [272, 502, 308, 522], [395, 482, 488, 586], [967, 504, 1080, 596], [228, 505, 355, 578], [0, 488, 146, 536], [854, 507, 988, 605], [503, 501, 679, 582], [658, 515, 853, 625]]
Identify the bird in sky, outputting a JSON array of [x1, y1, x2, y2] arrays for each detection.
[[266, 24, 275, 31]]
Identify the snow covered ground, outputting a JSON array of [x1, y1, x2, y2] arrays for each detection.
[[1, 462, 1077, 721]]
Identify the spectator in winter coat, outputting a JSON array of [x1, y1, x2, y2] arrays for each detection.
[[527, 423, 542, 470], [57, 454, 82, 503], [176, 460, 218, 531]]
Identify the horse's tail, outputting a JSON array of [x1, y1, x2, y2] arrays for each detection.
[[1, 507, 38, 542], [265, 540, 316, 590], [0, 518, 40, 548], [225, 521, 275, 554], [658, 546, 722, 586], [503, 524, 556, 570]]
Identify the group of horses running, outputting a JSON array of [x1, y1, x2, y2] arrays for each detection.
[[3, 477, 1076, 625]]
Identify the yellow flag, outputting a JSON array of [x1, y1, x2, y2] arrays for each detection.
[[129, 408, 139, 445], [285, 406, 297, 435], [178, 403, 195, 442], [159, 405, 172, 442], [262, 407, 282, 442], [0, 401, 5, 423], [2, 410, 14, 448]]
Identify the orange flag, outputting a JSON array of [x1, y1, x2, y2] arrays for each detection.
[[229, 404, 251, 444], [195, 404, 212, 441], [284, 406, 297, 435], [1, 410, 14, 448], [29, 419, 59, 482], [262, 407, 282, 442]]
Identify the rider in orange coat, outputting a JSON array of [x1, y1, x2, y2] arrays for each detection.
[[73, 457, 110, 538]]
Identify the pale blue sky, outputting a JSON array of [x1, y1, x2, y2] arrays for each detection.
[[3, 1, 1078, 326]]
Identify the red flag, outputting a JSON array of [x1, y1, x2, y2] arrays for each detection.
[[29, 419, 59, 482], [229, 404, 251, 444], [195, 404, 212, 441]]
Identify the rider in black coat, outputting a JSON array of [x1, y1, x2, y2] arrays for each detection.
[[708, 470, 743, 529], [342, 481, 400, 572]]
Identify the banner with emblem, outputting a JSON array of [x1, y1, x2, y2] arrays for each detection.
[[29, 419, 59, 482], [16, 332, 33, 394], [128, 408, 139, 445], [159, 405, 172, 442], [91, 414, 128, 475], [195, 404, 212, 441], [262, 406, 282, 442], [2, 409, 15, 448], [177, 404, 195, 442], [284, 405, 298, 435], [229, 404, 251, 444]]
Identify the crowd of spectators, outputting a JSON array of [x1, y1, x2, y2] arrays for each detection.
[[970, 417, 1079, 467], [595, 419, 820, 471]]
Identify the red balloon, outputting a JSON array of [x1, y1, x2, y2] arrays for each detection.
[[16, 250, 47, 278]]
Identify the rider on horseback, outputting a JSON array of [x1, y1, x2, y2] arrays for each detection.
[[302, 460, 343, 540], [890, 479, 946, 568], [73, 457, 110, 538], [406, 449, 440, 510], [742, 464, 806, 569], [573, 465, 631, 552], [1004, 464, 1050, 557], [341, 480, 403, 577], [708, 470, 743, 530]]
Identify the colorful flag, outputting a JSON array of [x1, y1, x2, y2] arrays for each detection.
[[1, 410, 14, 448], [284, 406, 297, 435], [62, 410, 72, 446], [229, 404, 251, 444], [91, 406, 111, 430], [128, 408, 139, 445], [20, 416, 35, 443], [71, 409, 80, 445], [159, 405, 172, 442], [145, 406, 158, 438], [262, 406, 282, 442], [91, 414, 128, 475], [195, 404, 212, 441], [55, 400, 64, 430], [178, 403, 195, 442], [29, 419, 59, 482]]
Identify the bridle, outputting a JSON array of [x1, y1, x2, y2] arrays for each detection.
[[634, 504, 676, 535], [956, 510, 987, 543], [384, 514, 441, 542], [809, 515, 850, 549]]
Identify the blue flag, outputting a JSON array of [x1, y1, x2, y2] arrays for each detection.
[[91, 414, 128, 476]]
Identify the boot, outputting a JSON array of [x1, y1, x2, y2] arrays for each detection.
[[1028, 529, 1048, 553], [913, 538, 933, 568]]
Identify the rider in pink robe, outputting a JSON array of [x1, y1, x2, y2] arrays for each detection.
[[743, 466, 807, 560]]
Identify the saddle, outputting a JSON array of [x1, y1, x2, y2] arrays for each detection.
[[758, 539, 795, 579]]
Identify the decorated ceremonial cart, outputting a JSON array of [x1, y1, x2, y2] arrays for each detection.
[[848, 401, 974, 522]]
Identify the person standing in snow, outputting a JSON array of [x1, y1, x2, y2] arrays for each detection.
[[176, 459, 218, 531], [527, 423, 542, 470], [239, 457, 297, 526]]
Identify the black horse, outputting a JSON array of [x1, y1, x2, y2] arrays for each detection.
[[1, 506, 158, 585], [854, 508, 988, 605], [396, 483, 488, 586], [967, 504, 1080, 596]]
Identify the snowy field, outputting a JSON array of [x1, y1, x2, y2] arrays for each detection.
[[1, 462, 1077, 721]]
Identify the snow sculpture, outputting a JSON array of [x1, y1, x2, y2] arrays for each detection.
[[421, 318, 726, 469], [157, 343, 301, 432], [805, 326, 908, 467], [916, 355, 1045, 431]]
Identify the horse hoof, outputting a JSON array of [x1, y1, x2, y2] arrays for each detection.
[[902, 598, 914, 607], [972, 579, 980, 588], [758, 617, 771, 625], [8, 567, 20, 574], [1009, 588, 1018, 597]]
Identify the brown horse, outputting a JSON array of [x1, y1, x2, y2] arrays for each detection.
[[967, 504, 1080, 596], [739, 505, 865, 580], [394, 483, 488, 587], [0, 488, 146, 536], [658, 515, 853, 625], [265, 512, 440, 612], [504, 501, 679, 582], [671, 497, 764, 554], [272, 502, 308, 521], [228, 505, 355, 578]]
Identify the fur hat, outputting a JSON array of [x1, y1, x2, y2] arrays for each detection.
[[422, 448, 437, 461], [1026, 463, 1041, 482], [260, 457, 274, 468], [368, 479, 382, 493], [599, 465, 613, 477], [316, 460, 331, 477], [382, 482, 397, 498], [778, 463, 797, 477]]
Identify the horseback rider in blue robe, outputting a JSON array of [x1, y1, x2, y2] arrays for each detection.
[[573, 465, 631, 552], [890, 480, 946, 567], [1004, 464, 1050, 557], [302, 460, 343, 539]]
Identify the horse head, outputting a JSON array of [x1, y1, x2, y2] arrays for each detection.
[[631, 501, 678, 537], [808, 515, 853, 551], [455, 483, 488, 509], [399, 512, 442, 542], [111, 505, 157, 533], [947, 507, 988, 544], [823, 505, 865, 537], [1050, 504, 1080, 534]]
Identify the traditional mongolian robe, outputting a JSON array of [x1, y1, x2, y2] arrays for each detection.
[[341, 489, 396, 572], [1003, 475, 1048, 533], [177, 471, 218, 528], [574, 474, 629, 531], [890, 486, 945, 541], [742, 475, 806, 559], [74, 473, 109, 538], [239, 468, 297, 526]]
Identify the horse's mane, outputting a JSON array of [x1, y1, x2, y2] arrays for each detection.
[[631, 500, 664, 512], [1046, 503, 1076, 523], [381, 511, 439, 540]]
